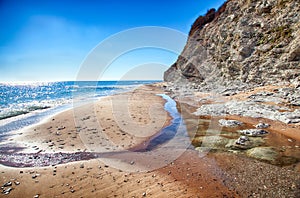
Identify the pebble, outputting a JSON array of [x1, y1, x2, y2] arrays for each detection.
[[255, 123, 270, 129], [142, 192, 146, 197], [14, 181, 20, 185], [33, 195, 39, 198], [80, 163, 84, 168], [3, 187, 12, 195], [3, 181, 12, 187]]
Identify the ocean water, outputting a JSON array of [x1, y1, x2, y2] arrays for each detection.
[[0, 81, 159, 134]]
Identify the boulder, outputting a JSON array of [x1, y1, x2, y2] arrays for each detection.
[[194, 136, 230, 150], [226, 136, 265, 150], [246, 147, 279, 163]]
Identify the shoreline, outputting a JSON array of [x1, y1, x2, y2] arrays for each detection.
[[0, 85, 239, 197], [1, 83, 299, 197], [6, 85, 169, 154], [0, 84, 238, 197]]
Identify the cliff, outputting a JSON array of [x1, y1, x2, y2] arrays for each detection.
[[164, 0, 300, 90]]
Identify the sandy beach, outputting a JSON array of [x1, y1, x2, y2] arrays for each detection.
[[0, 84, 300, 197], [0, 84, 236, 197]]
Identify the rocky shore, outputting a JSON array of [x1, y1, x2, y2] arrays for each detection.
[[159, 81, 300, 197], [0, 83, 299, 197]]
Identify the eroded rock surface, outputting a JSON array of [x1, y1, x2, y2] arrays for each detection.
[[164, 0, 300, 88]]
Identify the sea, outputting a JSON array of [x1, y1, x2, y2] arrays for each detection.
[[0, 81, 159, 136]]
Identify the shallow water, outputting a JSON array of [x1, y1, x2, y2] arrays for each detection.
[[132, 94, 187, 151], [187, 116, 300, 166]]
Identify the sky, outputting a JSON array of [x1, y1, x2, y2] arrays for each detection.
[[0, 0, 226, 82]]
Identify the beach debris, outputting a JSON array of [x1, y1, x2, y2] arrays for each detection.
[[218, 119, 243, 127], [70, 189, 75, 193], [14, 181, 20, 185], [33, 194, 39, 198], [255, 123, 270, 129], [130, 161, 135, 165], [142, 192, 147, 197], [238, 129, 268, 137]]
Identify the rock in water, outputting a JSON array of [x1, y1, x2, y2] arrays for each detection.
[[246, 147, 279, 163], [238, 129, 268, 137], [255, 123, 270, 129], [226, 136, 265, 150], [218, 119, 243, 127]]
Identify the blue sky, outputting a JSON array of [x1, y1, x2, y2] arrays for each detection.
[[0, 0, 226, 82]]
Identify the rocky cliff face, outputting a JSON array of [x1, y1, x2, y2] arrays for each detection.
[[164, 0, 300, 90]]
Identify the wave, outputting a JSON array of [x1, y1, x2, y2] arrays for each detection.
[[0, 81, 159, 121], [0, 106, 51, 120]]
